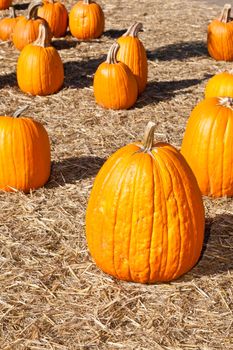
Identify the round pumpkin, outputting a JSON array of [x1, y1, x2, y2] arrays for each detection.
[[0, 106, 51, 193], [117, 22, 148, 94], [12, 0, 52, 51], [94, 42, 138, 110], [205, 70, 233, 98], [17, 22, 64, 96], [86, 122, 205, 283], [37, 0, 68, 38], [0, 0, 12, 10], [181, 97, 233, 197], [207, 4, 233, 61], [0, 6, 20, 41], [69, 0, 104, 40]]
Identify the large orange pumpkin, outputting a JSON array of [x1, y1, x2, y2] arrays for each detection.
[[69, 0, 104, 40], [181, 97, 233, 197], [94, 42, 138, 110], [207, 4, 233, 61], [12, 0, 52, 51], [37, 0, 68, 38], [0, 0, 12, 10], [205, 70, 233, 98], [86, 122, 205, 283], [117, 22, 148, 94], [0, 6, 21, 41], [0, 106, 51, 193], [17, 22, 64, 96]]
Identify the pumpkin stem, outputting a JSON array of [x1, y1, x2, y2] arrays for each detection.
[[218, 4, 232, 23], [106, 42, 120, 64], [123, 22, 143, 37], [142, 122, 156, 152], [219, 97, 233, 109], [33, 22, 51, 47], [27, 0, 43, 20], [13, 106, 29, 118], [83, 0, 91, 4], [9, 6, 16, 18]]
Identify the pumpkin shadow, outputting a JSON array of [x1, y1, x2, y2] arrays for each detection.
[[135, 76, 210, 108], [52, 38, 78, 50], [64, 55, 106, 89], [0, 72, 17, 89], [147, 40, 208, 61], [104, 28, 127, 38], [14, 2, 29, 10], [47, 155, 106, 188]]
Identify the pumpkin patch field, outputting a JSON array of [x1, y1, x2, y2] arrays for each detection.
[[0, 0, 232, 349]]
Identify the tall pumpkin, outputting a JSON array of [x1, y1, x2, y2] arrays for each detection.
[[69, 0, 104, 40], [94, 42, 138, 110], [86, 122, 205, 283], [37, 0, 68, 38], [17, 22, 64, 96], [12, 0, 52, 51], [207, 4, 233, 61], [181, 97, 233, 197], [205, 70, 233, 98], [0, 6, 20, 41], [0, 106, 51, 193], [117, 22, 148, 94], [0, 0, 12, 10]]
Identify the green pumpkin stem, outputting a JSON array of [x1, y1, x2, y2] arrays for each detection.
[[9, 6, 16, 18], [106, 42, 120, 64], [219, 97, 233, 109], [33, 22, 51, 47], [219, 4, 232, 23], [142, 122, 156, 152], [123, 22, 143, 37], [13, 106, 29, 118], [27, 0, 43, 20]]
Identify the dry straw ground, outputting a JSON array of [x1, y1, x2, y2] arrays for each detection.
[[0, 0, 232, 349]]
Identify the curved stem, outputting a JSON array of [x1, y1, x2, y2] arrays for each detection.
[[219, 97, 233, 110], [218, 4, 231, 23], [123, 22, 143, 37], [27, 0, 43, 20], [9, 6, 16, 18], [142, 122, 156, 152], [106, 42, 120, 64], [33, 22, 51, 47], [13, 106, 29, 118]]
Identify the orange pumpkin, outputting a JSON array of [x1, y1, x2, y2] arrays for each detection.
[[37, 0, 68, 38], [94, 42, 138, 110], [117, 22, 148, 94], [207, 4, 233, 61], [69, 0, 104, 40], [17, 22, 64, 96], [0, 106, 51, 193], [86, 122, 205, 283], [181, 97, 233, 197], [0, 0, 12, 10], [0, 6, 20, 41], [12, 0, 52, 51], [205, 70, 233, 98]]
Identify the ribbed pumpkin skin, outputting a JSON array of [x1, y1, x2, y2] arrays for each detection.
[[207, 21, 233, 61], [37, 1, 68, 38], [117, 35, 147, 94], [94, 61, 138, 110], [0, 116, 50, 192], [0, 16, 20, 41], [17, 45, 64, 96], [205, 72, 233, 98], [181, 98, 233, 197], [86, 143, 205, 283], [69, 1, 104, 40], [0, 0, 12, 10]]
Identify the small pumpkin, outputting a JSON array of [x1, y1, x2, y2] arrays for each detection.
[[0, 0, 12, 10], [207, 4, 233, 61], [17, 22, 64, 96], [0, 6, 20, 41], [12, 0, 52, 51], [117, 22, 148, 94], [94, 42, 138, 110], [69, 0, 104, 40], [0, 106, 51, 193], [86, 122, 205, 283], [37, 0, 68, 38], [181, 97, 233, 197], [205, 70, 233, 98]]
